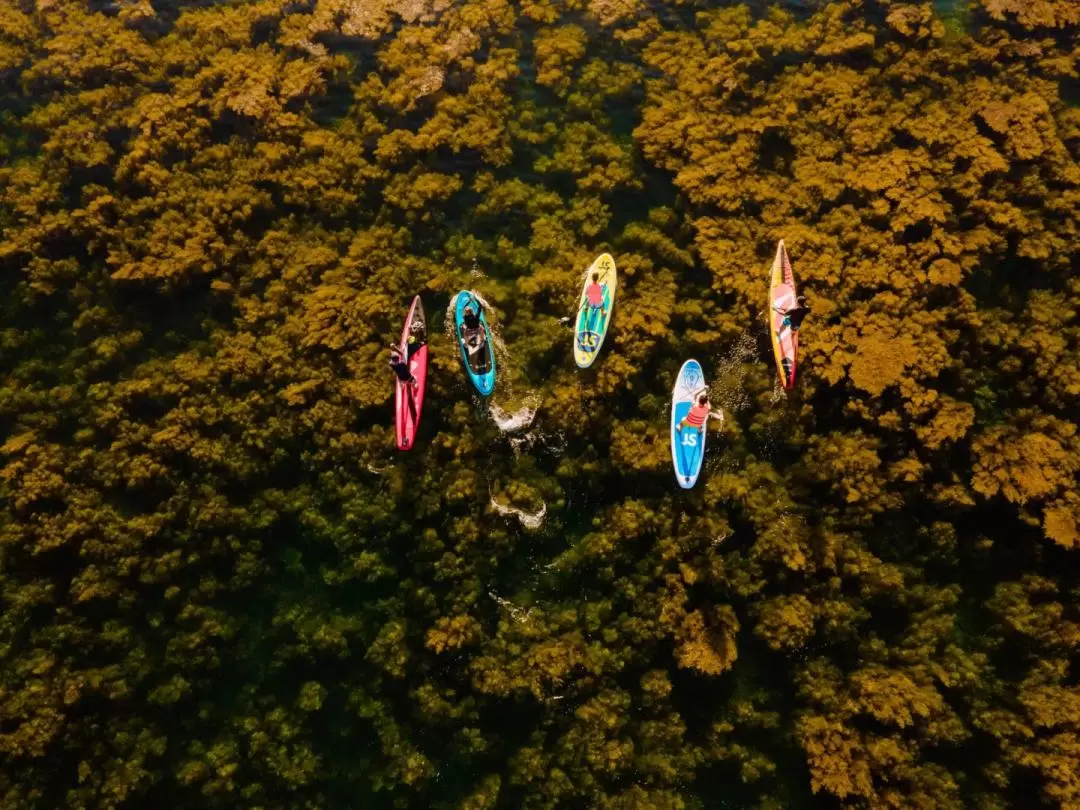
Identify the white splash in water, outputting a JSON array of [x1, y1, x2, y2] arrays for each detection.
[[509, 422, 566, 458], [539, 556, 566, 573], [490, 495, 547, 530], [509, 434, 532, 455], [770, 377, 787, 404], [488, 590, 533, 623], [491, 395, 539, 432], [470, 257, 486, 281], [470, 288, 493, 310], [540, 429, 566, 457]]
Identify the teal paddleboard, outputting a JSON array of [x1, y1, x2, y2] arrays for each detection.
[[454, 291, 496, 397]]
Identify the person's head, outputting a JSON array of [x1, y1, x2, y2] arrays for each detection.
[[464, 303, 475, 316], [592, 272, 599, 283], [698, 393, 708, 407], [390, 349, 401, 362], [797, 295, 806, 305]]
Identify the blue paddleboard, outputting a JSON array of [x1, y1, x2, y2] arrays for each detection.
[[671, 359, 707, 489], [454, 291, 496, 397]]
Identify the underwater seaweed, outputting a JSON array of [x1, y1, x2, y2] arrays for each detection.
[[0, 0, 1077, 808]]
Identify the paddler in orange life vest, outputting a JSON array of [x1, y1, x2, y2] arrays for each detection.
[[676, 390, 724, 435]]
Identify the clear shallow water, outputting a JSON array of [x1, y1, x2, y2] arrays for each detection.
[[0, 1, 1077, 808]]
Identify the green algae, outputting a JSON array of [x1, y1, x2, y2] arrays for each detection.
[[0, 0, 1078, 808]]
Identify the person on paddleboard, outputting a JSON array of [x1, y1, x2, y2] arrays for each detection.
[[774, 295, 810, 332], [460, 298, 486, 353], [389, 348, 415, 385], [676, 391, 724, 434], [582, 271, 607, 332]]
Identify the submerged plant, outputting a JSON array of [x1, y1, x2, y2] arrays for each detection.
[[0, 1, 1077, 808]]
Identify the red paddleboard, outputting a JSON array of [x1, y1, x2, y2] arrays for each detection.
[[769, 240, 798, 390], [395, 296, 428, 450]]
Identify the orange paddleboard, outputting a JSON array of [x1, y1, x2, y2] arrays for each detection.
[[768, 240, 799, 390]]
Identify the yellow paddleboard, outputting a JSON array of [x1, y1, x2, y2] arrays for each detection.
[[573, 254, 617, 369]]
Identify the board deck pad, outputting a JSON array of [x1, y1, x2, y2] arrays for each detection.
[[454, 291, 496, 397], [395, 296, 428, 451], [671, 359, 707, 489], [574, 254, 617, 369], [769, 239, 799, 390]]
